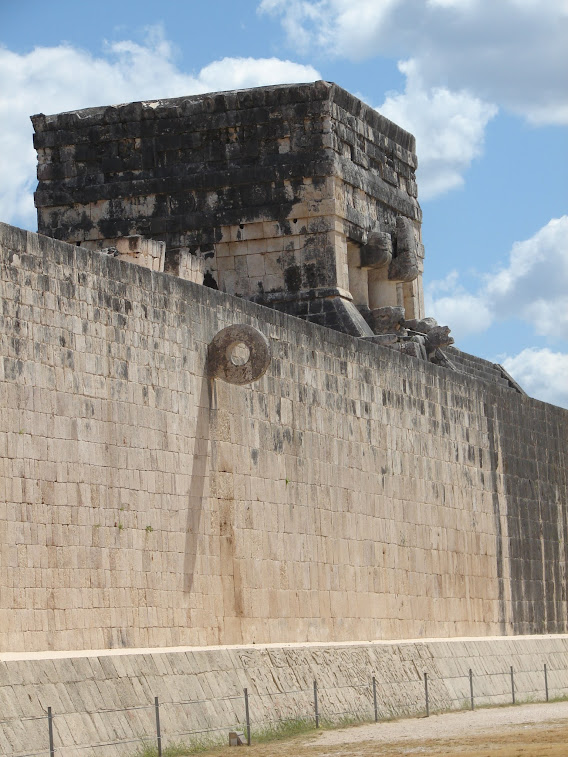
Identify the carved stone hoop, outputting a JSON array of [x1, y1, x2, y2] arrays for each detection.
[[207, 325, 271, 385]]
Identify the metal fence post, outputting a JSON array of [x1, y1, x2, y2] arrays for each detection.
[[47, 707, 55, 757], [372, 676, 378, 723], [424, 672, 429, 717], [313, 680, 319, 728], [469, 669, 474, 711], [154, 696, 162, 757], [544, 663, 549, 702], [510, 666, 515, 705], [244, 688, 251, 746]]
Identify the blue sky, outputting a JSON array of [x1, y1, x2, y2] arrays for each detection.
[[1, 0, 567, 406]]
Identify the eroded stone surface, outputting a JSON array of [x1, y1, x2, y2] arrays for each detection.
[[368, 305, 406, 334], [388, 216, 420, 283], [425, 325, 455, 353], [80, 235, 165, 271], [406, 317, 438, 334], [360, 231, 392, 270]]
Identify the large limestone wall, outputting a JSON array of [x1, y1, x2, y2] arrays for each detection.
[[1, 221, 568, 654], [2, 636, 568, 756]]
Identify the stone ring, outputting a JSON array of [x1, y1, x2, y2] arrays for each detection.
[[207, 325, 271, 385]]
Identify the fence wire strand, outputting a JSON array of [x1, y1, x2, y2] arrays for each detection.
[[71, 736, 151, 751], [249, 688, 308, 697], [173, 723, 242, 738], [168, 694, 243, 706], [0, 715, 49, 725]]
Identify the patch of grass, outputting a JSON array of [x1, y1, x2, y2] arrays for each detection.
[[129, 695, 568, 757], [321, 713, 370, 730], [129, 719, 315, 756], [132, 740, 222, 757], [250, 711, 380, 743], [548, 694, 568, 704], [251, 716, 316, 743], [466, 696, 555, 711]]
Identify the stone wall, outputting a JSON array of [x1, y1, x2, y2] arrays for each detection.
[[2, 636, 568, 756], [1, 221, 568, 654]]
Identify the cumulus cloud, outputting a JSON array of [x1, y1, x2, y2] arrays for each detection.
[[261, 0, 536, 199], [487, 216, 568, 336], [0, 28, 320, 230], [260, 0, 568, 125], [425, 270, 493, 338], [426, 216, 568, 341], [425, 217, 568, 406], [501, 349, 568, 409], [261, 0, 568, 194], [378, 60, 497, 198]]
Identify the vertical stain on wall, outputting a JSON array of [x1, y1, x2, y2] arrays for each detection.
[[485, 402, 508, 635], [184, 377, 213, 595]]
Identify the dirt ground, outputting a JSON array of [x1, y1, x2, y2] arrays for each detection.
[[235, 701, 568, 757]]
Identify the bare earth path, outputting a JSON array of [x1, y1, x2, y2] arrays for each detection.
[[233, 701, 568, 757]]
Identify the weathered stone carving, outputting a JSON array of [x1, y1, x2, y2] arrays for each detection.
[[388, 217, 419, 283], [360, 231, 392, 270], [405, 317, 438, 333], [208, 325, 271, 385], [424, 325, 455, 355], [367, 306, 406, 334], [363, 309, 455, 367]]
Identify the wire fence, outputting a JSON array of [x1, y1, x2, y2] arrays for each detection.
[[2, 662, 564, 756]]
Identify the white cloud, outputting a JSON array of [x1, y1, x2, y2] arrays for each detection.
[[378, 60, 497, 198], [193, 57, 317, 92], [501, 348, 568, 408], [427, 293, 493, 339], [425, 217, 568, 405], [486, 216, 568, 337], [260, 0, 568, 125], [426, 216, 568, 340], [260, 0, 397, 59], [425, 271, 493, 338], [0, 28, 320, 230], [427, 0, 476, 7]]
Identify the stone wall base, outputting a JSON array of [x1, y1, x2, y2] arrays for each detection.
[[2, 635, 568, 756]]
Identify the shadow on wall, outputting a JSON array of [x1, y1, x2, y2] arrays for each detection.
[[183, 376, 213, 594]]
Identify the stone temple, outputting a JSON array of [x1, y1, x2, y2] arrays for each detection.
[[0, 81, 566, 754], [32, 82, 438, 344]]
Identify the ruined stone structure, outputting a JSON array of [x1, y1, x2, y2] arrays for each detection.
[[32, 81, 425, 339], [0, 82, 567, 754]]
